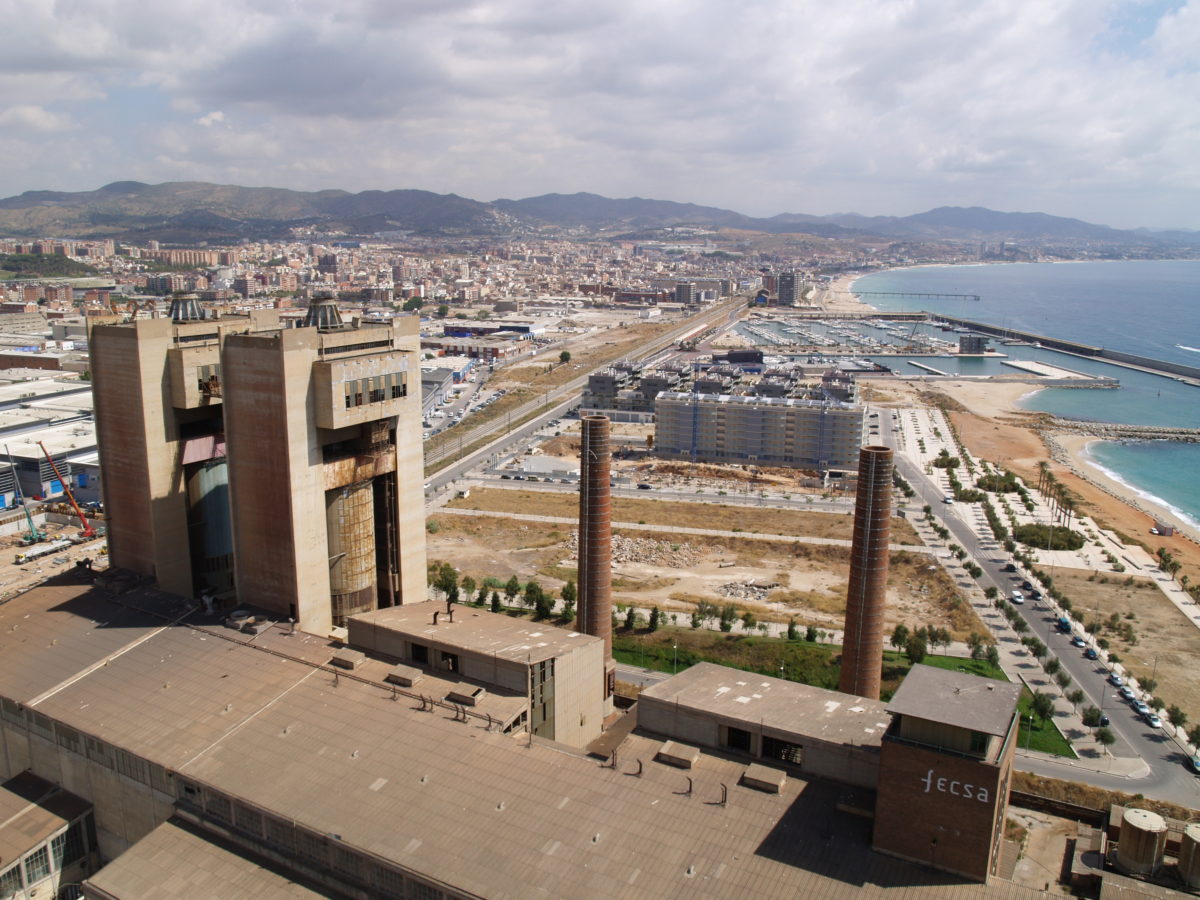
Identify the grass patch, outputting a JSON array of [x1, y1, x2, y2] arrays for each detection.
[[1015, 689, 1077, 758], [614, 628, 1012, 702]]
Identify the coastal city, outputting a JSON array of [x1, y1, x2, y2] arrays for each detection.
[[2, 1, 1199, 897], [0, 212, 1196, 899]]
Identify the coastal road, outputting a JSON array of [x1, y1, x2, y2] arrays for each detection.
[[882, 428, 1200, 804]]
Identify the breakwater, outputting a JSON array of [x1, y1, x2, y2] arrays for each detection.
[[930, 314, 1200, 383], [1048, 419, 1200, 442]]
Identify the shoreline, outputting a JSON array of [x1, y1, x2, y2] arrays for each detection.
[[916, 375, 1200, 556], [1053, 433, 1200, 543]]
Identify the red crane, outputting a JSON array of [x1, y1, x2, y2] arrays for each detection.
[[37, 441, 96, 540]]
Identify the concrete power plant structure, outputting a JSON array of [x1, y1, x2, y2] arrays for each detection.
[[838, 445, 894, 700], [577, 414, 617, 703], [90, 297, 428, 635]]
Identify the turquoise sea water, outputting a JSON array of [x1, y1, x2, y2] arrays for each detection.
[[852, 260, 1200, 527]]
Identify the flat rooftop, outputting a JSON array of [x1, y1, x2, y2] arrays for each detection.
[[349, 601, 601, 664], [0, 771, 90, 864], [0, 584, 1047, 899], [641, 662, 891, 748], [886, 665, 1021, 737], [84, 820, 326, 899]]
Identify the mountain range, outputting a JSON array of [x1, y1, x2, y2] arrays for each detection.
[[0, 181, 1194, 246]]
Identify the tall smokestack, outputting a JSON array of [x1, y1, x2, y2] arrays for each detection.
[[578, 416, 615, 695], [838, 445, 894, 700]]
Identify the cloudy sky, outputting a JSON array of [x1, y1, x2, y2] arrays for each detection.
[[2, 0, 1197, 229]]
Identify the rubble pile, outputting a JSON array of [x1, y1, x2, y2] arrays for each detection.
[[717, 581, 778, 602], [566, 531, 704, 567]]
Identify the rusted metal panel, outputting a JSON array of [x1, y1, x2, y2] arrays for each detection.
[[327, 480, 377, 625]]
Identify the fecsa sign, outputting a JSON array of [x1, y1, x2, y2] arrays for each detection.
[[921, 768, 990, 803]]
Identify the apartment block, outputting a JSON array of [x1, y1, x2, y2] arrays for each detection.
[[654, 391, 864, 472]]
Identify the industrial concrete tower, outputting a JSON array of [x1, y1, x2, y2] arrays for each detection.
[[91, 299, 427, 635]]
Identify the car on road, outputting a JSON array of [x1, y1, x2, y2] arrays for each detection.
[[1120, 685, 1136, 701], [1002, 563, 1017, 572], [1071, 635, 1086, 648], [1190, 754, 1200, 774], [1029, 590, 1043, 601], [1109, 672, 1124, 687], [1099, 714, 1110, 727], [942, 496, 954, 504], [1145, 712, 1163, 729], [636, 483, 653, 490], [1010, 591, 1024, 604], [1084, 648, 1099, 660], [1021, 580, 1034, 591], [1134, 700, 1150, 716]]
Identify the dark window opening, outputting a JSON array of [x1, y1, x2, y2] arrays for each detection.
[[441, 651, 459, 673], [411, 643, 429, 665], [725, 726, 752, 753], [762, 735, 804, 765]]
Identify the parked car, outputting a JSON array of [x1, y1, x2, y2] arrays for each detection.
[[1011, 591, 1024, 604], [1084, 648, 1099, 660], [1145, 712, 1163, 729], [1109, 672, 1124, 687], [1002, 563, 1017, 572], [1120, 686, 1136, 701], [1071, 635, 1087, 648], [1190, 754, 1200, 774], [1099, 714, 1110, 727], [1021, 580, 1034, 591], [1134, 700, 1150, 716]]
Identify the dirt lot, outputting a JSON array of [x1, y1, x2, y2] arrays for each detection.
[[427, 507, 985, 640], [445, 487, 923, 544], [1045, 568, 1200, 713]]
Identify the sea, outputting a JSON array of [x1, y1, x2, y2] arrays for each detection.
[[850, 260, 1200, 530]]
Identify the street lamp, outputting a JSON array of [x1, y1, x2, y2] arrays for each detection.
[[1025, 711, 1034, 750]]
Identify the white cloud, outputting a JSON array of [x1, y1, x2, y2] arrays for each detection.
[[0, 0, 1195, 228], [0, 104, 75, 133]]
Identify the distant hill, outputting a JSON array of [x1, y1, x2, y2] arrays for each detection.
[[0, 181, 504, 240], [0, 253, 98, 279], [0, 181, 1185, 246]]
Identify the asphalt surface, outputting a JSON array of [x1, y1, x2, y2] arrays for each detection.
[[882, 426, 1200, 804]]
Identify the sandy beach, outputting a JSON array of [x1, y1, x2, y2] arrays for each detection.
[[912, 378, 1200, 579], [820, 273, 876, 313]]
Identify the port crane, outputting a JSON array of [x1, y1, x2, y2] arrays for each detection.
[[37, 441, 96, 540], [5, 444, 45, 545]]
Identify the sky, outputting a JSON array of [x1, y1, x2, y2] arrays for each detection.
[[1, 0, 1197, 230]]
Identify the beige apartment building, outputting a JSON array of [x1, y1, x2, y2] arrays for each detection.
[[90, 296, 427, 635], [654, 391, 865, 473]]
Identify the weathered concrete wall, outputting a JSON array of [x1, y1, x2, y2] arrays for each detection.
[[91, 320, 193, 597]]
